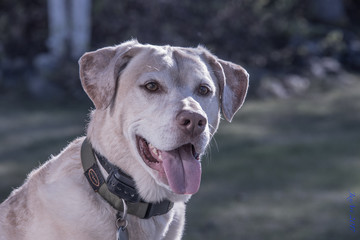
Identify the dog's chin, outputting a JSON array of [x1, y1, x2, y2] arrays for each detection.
[[135, 135, 203, 198]]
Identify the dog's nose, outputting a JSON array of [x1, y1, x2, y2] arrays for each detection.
[[176, 110, 207, 136]]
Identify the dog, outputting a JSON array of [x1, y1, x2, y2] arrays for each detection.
[[0, 40, 249, 240]]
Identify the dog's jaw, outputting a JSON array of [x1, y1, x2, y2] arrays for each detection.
[[117, 120, 213, 203]]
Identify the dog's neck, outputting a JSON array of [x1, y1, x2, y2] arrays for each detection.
[[86, 110, 134, 174]]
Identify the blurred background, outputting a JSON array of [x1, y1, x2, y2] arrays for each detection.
[[0, 0, 360, 239]]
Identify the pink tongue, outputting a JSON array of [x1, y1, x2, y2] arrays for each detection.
[[161, 144, 201, 194]]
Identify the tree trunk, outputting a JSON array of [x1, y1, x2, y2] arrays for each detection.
[[47, 0, 91, 60], [47, 0, 68, 58], [70, 0, 92, 59]]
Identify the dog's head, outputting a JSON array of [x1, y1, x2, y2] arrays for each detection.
[[79, 40, 249, 202]]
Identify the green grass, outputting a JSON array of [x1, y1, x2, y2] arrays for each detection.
[[1, 81, 360, 239]]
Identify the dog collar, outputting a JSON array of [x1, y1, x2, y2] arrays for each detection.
[[81, 138, 174, 219]]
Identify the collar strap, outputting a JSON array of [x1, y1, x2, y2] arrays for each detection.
[[81, 138, 174, 219]]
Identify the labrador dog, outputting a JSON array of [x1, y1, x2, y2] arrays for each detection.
[[0, 40, 249, 240]]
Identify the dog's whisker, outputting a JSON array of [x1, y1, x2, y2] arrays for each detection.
[[208, 124, 219, 136], [203, 144, 213, 165], [211, 136, 219, 153]]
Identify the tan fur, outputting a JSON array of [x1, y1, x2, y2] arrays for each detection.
[[0, 40, 249, 239]]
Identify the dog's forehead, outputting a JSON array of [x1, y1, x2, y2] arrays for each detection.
[[133, 45, 211, 79], [172, 47, 209, 74]]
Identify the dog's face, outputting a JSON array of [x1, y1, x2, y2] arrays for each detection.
[[79, 40, 248, 201]]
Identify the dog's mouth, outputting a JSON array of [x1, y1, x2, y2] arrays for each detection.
[[136, 136, 201, 195]]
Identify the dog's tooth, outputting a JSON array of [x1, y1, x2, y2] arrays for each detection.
[[152, 148, 158, 156], [149, 143, 159, 156]]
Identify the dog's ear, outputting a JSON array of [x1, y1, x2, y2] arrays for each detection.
[[202, 51, 249, 122], [79, 40, 140, 110]]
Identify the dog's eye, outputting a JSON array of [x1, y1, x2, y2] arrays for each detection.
[[145, 82, 159, 92], [198, 85, 211, 96]]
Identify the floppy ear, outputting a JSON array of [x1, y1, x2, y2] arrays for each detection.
[[79, 40, 140, 110], [204, 53, 249, 122]]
